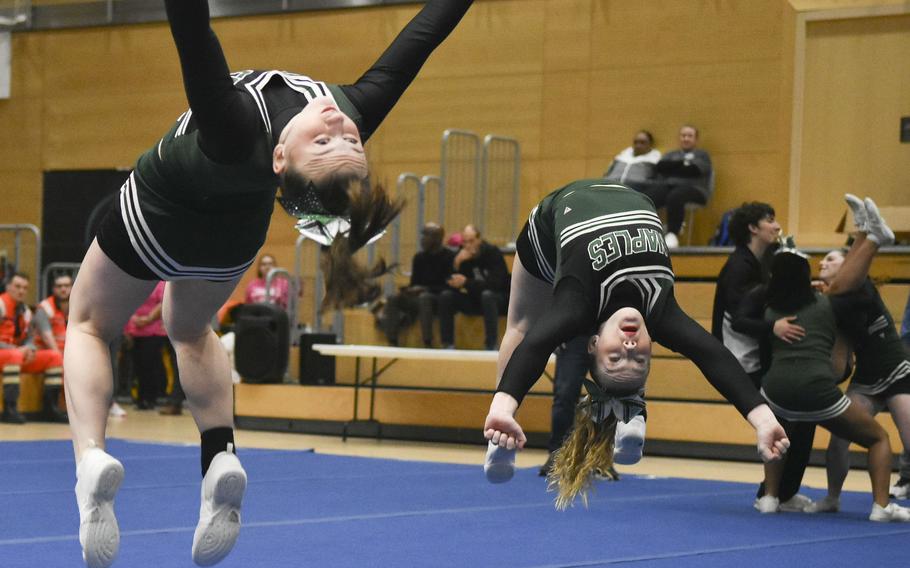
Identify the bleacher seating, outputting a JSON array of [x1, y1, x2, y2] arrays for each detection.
[[235, 250, 910, 458]]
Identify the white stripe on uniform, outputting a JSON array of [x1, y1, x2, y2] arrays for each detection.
[[761, 388, 852, 422], [527, 206, 555, 283], [119, 173, 254, 281], [560, 210, 663, 248], [597, 266, 674, 318]]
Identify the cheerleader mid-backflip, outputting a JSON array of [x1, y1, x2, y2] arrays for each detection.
[[482, 180, 790, 509], [65, 1, 474, 566]]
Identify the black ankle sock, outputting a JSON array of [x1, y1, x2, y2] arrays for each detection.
[[200, 427, 235, 477]]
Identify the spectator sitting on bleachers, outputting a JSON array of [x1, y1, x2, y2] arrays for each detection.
[[378, 222, 455, 347], [639, 124, 714, 249], [33, 273, 76, 421], [33, 273, 72, 356], [244, 253, 289, 309], [603, 130, 661, 191], [0, 272, 66, 423], [439, 225, 510, 351]]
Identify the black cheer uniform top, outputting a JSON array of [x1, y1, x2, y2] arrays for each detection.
[[504, 181, 763, 417], [99, 0, 473, 281]]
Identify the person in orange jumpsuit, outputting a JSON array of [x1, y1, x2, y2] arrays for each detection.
[[0, 272, 65, 423]]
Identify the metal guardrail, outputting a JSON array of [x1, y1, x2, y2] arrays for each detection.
[[296, 234, 343, 338], [440, 129, 480, 234], [480, 135, 521, 243], [264, 266, 299, 346], [0, 223, 41, 303]]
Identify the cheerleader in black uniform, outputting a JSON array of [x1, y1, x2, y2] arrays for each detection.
[[65, 1, 474, 566], [481, 179, 790, 509]]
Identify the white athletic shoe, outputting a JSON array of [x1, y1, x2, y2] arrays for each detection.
[[804, 495, 839, 514], [869, 502, 910, 522], [613, 415, 646, 466], [779, 493, 813, 512], [75, 444, 124, 568], [889, 477, 910, 499], [664, 232, 679, 250], [108, 402, 127, 418], [863, 197, 895, 246], [754, 495, 780, 514], [483, 441, 516, 484], [844, 193, 868, 232], [192, 444, 247, 566]]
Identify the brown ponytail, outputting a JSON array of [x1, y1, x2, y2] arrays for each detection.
[[320, 179, 404, 310], [546, 397, 618, 510]]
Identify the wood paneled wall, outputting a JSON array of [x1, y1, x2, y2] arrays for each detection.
[[0, 1, 905, 311], [798, 13, 910, 244]]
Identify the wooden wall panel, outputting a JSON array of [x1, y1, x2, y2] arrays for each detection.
[[589, 1, 784, 68], [0, 99, 44, 171], [542, 0, 591, 72], [798, 13, 910, 244], [4, 0, 910, 307]]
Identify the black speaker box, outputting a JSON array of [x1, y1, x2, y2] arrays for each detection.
[[234, 303, 290, 384], [299, 333, 336, 385]]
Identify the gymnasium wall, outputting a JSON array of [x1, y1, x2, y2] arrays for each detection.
[[0, 0, 905, 310], [797, 12, 910, 244]]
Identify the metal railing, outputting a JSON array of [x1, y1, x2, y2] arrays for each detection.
[[440, 129, 480, 234], [0, 224, 41, 303], [480, 135, 521, 243], [296, 234, 343, 339], [264, 266, 299, 345]]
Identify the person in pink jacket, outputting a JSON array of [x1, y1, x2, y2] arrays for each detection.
[[243, 254, 289, 309], [123, 282, 168, 410]]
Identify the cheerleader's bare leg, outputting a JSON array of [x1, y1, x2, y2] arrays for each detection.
[[162, 278, 240, 432], [65, 239, 158, 459]]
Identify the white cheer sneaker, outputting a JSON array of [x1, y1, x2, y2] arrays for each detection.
[[844, 193, 868, 232], [484, 441, 516, 484], [75, 443, 125, 568], [191, 444, 247, 566], [869, 502, 910, 523], [864, 197, 895, 247], [614, 415, 646, 466]]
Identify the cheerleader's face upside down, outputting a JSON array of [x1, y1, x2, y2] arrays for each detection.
[[273, 97, 369, 183], [587, 307, 652, 393]]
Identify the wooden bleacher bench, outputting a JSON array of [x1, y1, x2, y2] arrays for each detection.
[[236, 253, 910, 461]]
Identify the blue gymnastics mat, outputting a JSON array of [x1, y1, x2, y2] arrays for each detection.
[[1, 439, 907, 567]]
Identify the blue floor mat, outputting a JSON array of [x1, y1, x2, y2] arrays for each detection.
[[1, 439, 907, 567]]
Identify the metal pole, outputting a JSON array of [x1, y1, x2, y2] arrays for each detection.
[[265, 267, 297, 346], [421, 175, 441, 230], [0, 224, 41, 304], [314, 245, 324, 333], [480, 135, 492, 234], [387, 215, 400, 298]]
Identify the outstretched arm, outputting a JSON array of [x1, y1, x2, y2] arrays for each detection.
[[164, 0, 258, 162], [496, 279, 592, 405], [341, 0, 474, 140], [486, 279, 592, 449], [653, 292, 789, 461]]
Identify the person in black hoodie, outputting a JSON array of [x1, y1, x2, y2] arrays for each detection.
[[438, 225, 510, 350]]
